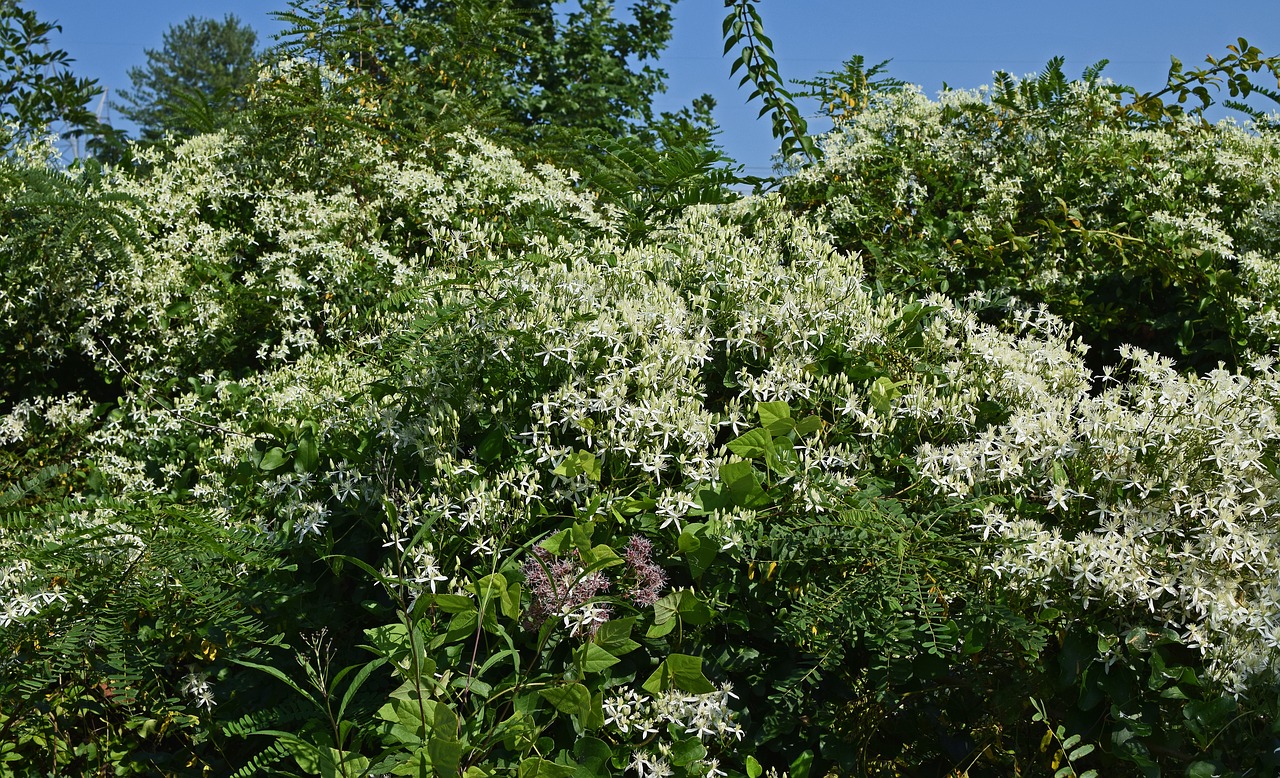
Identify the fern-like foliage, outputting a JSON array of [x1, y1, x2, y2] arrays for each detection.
[[0, 494, 283, 775], [0, 153, 141, 408], [794, 55, 907, 124], [1224, 80, 1280, 132], [575, 131, 755, 242]]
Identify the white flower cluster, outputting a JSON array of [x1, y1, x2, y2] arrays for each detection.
[[797, 78, 1280, 318], [603, 683, 742, 777], [919, 344, 1280, 690], [602, 684, 743, 741], [182, 667, 216, 710], [0, 560, 68, 628], [0, 393, 92, 446]]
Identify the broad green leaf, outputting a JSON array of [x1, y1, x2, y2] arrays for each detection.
[[540, 528, 573, 554], [573, 737, 613, 777], [259, 446, 287, 471], [719, 460, 767, 508], [538, 682, 591, 719], [497, 712, 540, 752], [444, 610, 478, 643], [869, 376, 901, 415], [645, 618, 676, 638], [594, 617, 640, 656], [756, 401, 793, 435], [554, 450, 601, 482], [580, 543, 623, 571], [428, 734, 463, 777], [641, 654, 716, 695], [669, 737, 707, 767], [473, 573, 520, 621], [793, 415, 824, 436], [677, 523, 718, 579], [431, 594, 477, 614], [519, 758, 577, 778], [653, 590, 713, 628], [294, 433, 319, 473], [575, 642, 621, 674], [727, 428, 773, 459]]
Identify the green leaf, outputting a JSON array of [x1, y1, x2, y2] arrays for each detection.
[[431, 594, 477, 614], [538, 682, 592, 719], [868, 376, 902, 415], [677, 523, 718, 579], [640, 654, 716, 695], [575, 642, 621, 675], [727, 428, 774, 459], [718, 460, 767, 508], [747, 756, 764, 778], [594, 617, 640, 656], [294, 433, 319, 473], [669, 737, 707, 767], [554, 450, 601, 482], [472, 573, 520, 621], [519, 758, 577, 778], [789, 749, 815, 778], [259, 446, 287, 471], [337, 656, 388, 722], [444, 610, 478, 643], [230, 659, 321, 712], [756, 401, 793, 435], [541, 528, 573, 554], [646, 617, 677, 638], [573, 737, 613, 777], [792, 415, 823, 437]]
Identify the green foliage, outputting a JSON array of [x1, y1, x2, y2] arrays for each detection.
[[785, 57, 1280, 372], [10, 7, 1280, 777], [114, 15, 260, 142], [0, 495, 282, 776], [0, 1, 119, 149], [0, 149, 139, 406], [388, 0, 676, 137], [793, 55, 906, 125], [722, 0, 816, 164], [1125, 37, 1280, 123]]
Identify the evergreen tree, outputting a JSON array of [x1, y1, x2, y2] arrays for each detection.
[[114, 14, 259, 141]]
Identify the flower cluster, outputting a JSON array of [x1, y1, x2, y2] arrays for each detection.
[[603, 684, 744, 777], [622, 536, 667, 607], [522, 547, 613, 638], [919, 344, 1280, 689], [181, 667, 216, 711]]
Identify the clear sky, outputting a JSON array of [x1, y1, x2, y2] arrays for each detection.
[[27, 1, 1280, 173]]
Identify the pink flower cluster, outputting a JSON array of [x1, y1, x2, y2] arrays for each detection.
[[522, 546, 612, 637], [621, 536, 666, 607], [521, 536, 668, 637]]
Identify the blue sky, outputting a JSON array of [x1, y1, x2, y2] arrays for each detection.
[[28, 1, 1280, 172]]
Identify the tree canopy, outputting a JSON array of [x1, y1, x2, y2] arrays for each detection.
[[113, 14, 260, 140]]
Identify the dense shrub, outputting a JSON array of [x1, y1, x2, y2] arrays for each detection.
[[5, 33, 1280, 778], [783, 63, 1280, 374]]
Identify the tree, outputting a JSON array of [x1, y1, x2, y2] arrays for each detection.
[[340, 0, 676, 138], [114, 14, 259, 141], [0, 1, 118, 148]]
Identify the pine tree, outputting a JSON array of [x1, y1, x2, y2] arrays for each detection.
[[114, 14, 259, 141]]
